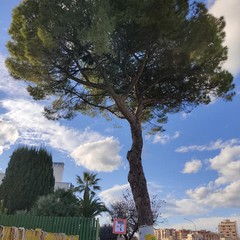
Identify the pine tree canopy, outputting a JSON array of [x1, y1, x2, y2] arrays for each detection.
[[6, 0, 234, 132]]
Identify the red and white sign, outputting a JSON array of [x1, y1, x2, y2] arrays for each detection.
[[112, 218, 127, 234]]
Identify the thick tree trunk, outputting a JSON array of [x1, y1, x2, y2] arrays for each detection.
[[127, 121, 155, 240]]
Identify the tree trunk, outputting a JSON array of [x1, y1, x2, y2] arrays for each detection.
[[127, 121, 155, 240]]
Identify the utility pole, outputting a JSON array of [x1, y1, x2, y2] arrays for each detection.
[[184, 218, 197, 240]]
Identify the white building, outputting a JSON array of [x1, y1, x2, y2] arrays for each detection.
[[0, 162, 72, 191], [53, 162, 73, 190], [218, 219, 239, 240]]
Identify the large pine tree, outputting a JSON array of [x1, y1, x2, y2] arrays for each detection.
[[6, 0, 235, 237], [0, 146, 55, 213]]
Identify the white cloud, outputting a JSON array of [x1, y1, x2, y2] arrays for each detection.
[[186, 180, 240, 208], [162, 198, 209, 218], [162, 179, 240, 218], [209, 145, 240, 185], [176, 139, 240, 153], [99, 182, 162, 205], [181, 112, 191, 119], [147, 181, 163, 194], [0, 121, 19, 154], [183, 145, 240, 208], [177, 142, 240, 213], [171, 216, 240, 232], [182, 159, 202, 174], [151, 131, 180, 145], [0, 55, 28, 97], [0, 146, 3, 155], [163, 144, 240, 217], [209, 0, 240, 76], [70, 137, 122, 172], [0, 99, 122, 172], [99, 184, 130, 204], [0, 53, 122, 172]]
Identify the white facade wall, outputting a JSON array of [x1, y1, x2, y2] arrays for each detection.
[[53, 162, 64, 182], [0, 162, 72, 191]]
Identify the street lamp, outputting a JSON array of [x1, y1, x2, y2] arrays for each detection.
[[184, 218, 197, 240], [184, 218, 197, 231]]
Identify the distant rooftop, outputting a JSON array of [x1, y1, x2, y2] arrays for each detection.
[[53, 162, 64, 166]]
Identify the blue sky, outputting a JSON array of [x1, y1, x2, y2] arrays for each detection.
[[0, 0, 240, 232]]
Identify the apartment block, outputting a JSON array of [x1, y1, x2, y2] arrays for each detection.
[[154, 229, 220, 240], [154, 229, 191, 240], [197, 230, 220, 240], [154, 228, 178, 240], [218, 219, 239, 240], [177, 229, 192, 240]]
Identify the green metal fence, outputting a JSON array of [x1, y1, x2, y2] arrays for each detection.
[[0, 215, 99, 240]]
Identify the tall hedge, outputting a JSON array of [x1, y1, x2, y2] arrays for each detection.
[[0, 146, 55, 213]]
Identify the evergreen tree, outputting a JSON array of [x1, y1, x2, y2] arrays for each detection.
[[0, 146, 54, 213], [6, 0, 235, 236], [0, 200, 7, 215]]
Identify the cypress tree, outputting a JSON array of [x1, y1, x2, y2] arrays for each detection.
[[0, 146, 55, 214]]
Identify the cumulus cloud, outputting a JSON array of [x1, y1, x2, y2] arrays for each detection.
[[147, 181, 163, 194], [71, 137, 122, 172], [0, 121, 19, 154], [0, 98, 122, 172], [0, 52, 122, 172], [186, 180, 240, 208], [181, 145, 240, 209], [99, 182, 162, 205], [162, 179, 240, 218], [162, 198, 209, 218], [181, 112, 191, 120], [99, 184, 130, 204], [209, 145, 240, 185], [176, 139, 240, 153], [163, 143, 240, 217], [182, 159, 202, 174], [209, 0, 240, 76], [150, 131, 180, 145], [172, 216, 240, 232], [0, 55, 28, 97]]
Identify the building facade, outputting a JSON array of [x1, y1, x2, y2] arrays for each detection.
[[53, 162, 73, 190], [154, 229, 220, 240], [154, 228, 178, 240], [218, 219, 239, 240]]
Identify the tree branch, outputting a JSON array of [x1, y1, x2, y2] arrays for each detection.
[[123, 52, 149, 98], [56, 64, 107, 90], [88, 53, 136, 123], [64, 87, 126, 119]]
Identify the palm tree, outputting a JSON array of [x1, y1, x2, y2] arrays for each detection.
[[75, 172, 101, 200], [79, 195, 108, 218], [75, 172, 108, 218]]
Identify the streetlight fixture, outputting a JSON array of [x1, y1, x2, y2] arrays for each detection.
[[184, 218, 197, 231], [184, 218, 197, 240]]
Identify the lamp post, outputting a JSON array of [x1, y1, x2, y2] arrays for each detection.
[[184, 218, 197, 240]]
